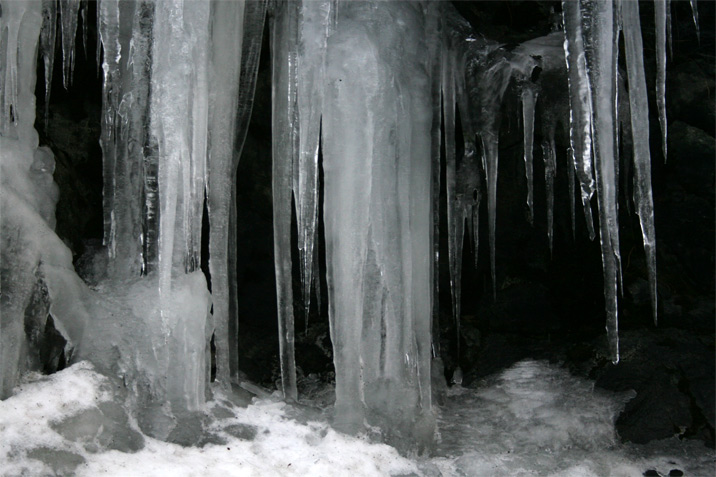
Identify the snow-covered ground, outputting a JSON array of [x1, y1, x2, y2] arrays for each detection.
[[1, 360, 713, 476]]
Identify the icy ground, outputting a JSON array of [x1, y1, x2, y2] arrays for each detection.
[[1, 361, 713, 476]]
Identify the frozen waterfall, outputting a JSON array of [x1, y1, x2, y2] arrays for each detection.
[[0, 0, 686, 452]]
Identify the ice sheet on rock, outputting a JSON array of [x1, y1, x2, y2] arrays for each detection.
[[0, 138, 82, 397], [59, 0, 80, 89], [622, 0, 658, 326], [98, 0, 156, 277]]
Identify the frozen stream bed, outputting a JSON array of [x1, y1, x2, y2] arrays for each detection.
[[1, 360, 712, 476]]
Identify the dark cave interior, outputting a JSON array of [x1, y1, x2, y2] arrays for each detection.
[[33, 0, 714, 447]]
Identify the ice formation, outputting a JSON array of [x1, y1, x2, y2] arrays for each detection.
[[0, 0, 679, 450]]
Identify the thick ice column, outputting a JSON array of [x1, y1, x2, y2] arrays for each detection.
[[621, 0, 658, 326], [270, 0, 299, 401], [150, 0, 210, 305], [206, 0, 245, 388], [322, 1, 435, 449], [147, 0, 212, 410], [209, 0, 266, 387]]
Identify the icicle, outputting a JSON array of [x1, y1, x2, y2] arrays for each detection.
[[430, 19, 442, 358], [541, 131, 556, 254], [579, 0, 622, 363], [655, 0, 667, 162], [621, 0, 658, 326], [567, 148, 576, 239], [207, 0, 246, 388], [40, 0, 57, 130], [270, 0, 299, 401], [230, 0, 268, 380], [666, 0, 673, 59], [561, 0, 596, 241], [296, 0, 332, 322], [442, 43, 462, 338], [150, 0, 211, 315], [80, 0, 87, 57], [59, 0, 80, 89], [0, 0, 42, 144], [98, 0, 121, 255], [482, 131, 499, 299], [521, 85, 537, 225], [689, 0, 700, 43]]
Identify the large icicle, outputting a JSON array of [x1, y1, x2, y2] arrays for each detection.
[[98, 0, 121, 259], [207, 0, 246, 388], [229, 0, 268, 383], [150, 0, 210, 307], [621, 0, 658, 326], [562, 0, 596, 241], [655, 0, 668, 161], [580, 0, 622, 363], [295, 0, 333, 323], [270, 0, 299, 401]]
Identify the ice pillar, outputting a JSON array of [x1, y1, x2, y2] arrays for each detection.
[[320, 1, 437, 450]]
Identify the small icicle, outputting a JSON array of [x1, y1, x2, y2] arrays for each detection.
[[40, 0, 58, 129], [521, 85, 537, 225], [655, 0, 668, 162], [622, 0, 658, 326], [482, 131, 499, 299], [689, 0, 700, 43], [567, 148, 576, 239], [541, 133, 556, 255], [666, 0, 673, 59], [59, 0, 81, 89], [80, 0, 88, 57]]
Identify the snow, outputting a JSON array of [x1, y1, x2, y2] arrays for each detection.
[[2, 361, 712, 477]]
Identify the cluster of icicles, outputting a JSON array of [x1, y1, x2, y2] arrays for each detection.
[[0, 0, 700, 447]]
